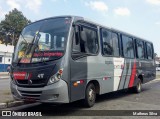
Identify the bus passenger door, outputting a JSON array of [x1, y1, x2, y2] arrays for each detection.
[[70, 23, 98, 102]]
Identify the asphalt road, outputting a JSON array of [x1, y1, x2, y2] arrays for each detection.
[[0, 78, 160, 119], [0, 78, 10, 91], [0, 72, 160, 118], [156, 71, 160, 77]]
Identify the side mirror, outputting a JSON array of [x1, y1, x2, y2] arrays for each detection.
[[75, 25, 80, 45]]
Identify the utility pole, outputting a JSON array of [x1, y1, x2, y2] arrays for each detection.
[[3, 52, 6, 72], [12, 31, 14, 46]]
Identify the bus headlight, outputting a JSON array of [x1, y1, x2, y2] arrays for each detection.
[[48, 69, 63, 85], [49, 75, 60, 83]]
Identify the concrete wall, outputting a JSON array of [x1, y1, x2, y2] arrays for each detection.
[[0, 44, 14, 53], [0, 44, 14, 72]]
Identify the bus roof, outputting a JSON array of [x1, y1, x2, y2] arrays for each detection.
[[80, 17, 153, 44], [28, 15, 153, 44]]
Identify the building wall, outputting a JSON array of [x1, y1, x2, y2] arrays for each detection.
[[0, 44, 14, 53], [0, 64, 10, 72], [0, 44, 14, 72]]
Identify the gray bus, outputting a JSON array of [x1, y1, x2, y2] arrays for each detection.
[[10, 16, 156, 107]]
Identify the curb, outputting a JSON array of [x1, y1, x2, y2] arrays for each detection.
[[0, 101, 24, 109], [0, 76, 10, 79], [0, 72, 8, 75], [154, 78, 160, 81], [0, 103, 7, 109]]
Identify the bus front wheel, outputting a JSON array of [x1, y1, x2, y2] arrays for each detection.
[[84, 83, 96, 107]]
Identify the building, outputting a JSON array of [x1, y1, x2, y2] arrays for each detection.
[[0, 44, 14, 72]]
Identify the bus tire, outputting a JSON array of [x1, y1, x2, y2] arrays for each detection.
[[84, 83, 96, 107], [133, 78, 142, 93]]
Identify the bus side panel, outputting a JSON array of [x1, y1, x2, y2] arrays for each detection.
[[70, 57, 87, 102], [70, 55, 115, 102], [121, 59, 133, 89], [113, 58, 125, 91], [116, 58, 136, 90], [87, 56, 114, 94], [124, 59, 133, 89], [139, 60, 156, 84], [70, 57, 155, 102], [118, 59, 128, 90], [128, 59, 156, 87]]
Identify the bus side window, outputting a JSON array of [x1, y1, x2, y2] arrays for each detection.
[[80, 27, 98, 54], [136, 39, 145, 59], [111, 32, 119, 56], [101, 29, 119, 56], [102, 30, 113, 55], [122, 35, 134, 58], [146, 42, 153, 59], [72, 25, 98, 54]]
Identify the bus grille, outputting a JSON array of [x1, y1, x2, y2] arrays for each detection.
[[16, 79, 47, 88], [18, 90, 42, 99]]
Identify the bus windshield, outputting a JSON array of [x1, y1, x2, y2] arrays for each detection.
[[13, 17, 71, 63]]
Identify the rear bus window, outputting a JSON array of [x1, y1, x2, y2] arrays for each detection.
[[146, 42, 153, 59]]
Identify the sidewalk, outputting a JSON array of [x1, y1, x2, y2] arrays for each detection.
[[0, 76, 24, 109], [0, 72, 10, 79]]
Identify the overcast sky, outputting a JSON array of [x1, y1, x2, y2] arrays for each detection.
[[0, 0, 160, 56]]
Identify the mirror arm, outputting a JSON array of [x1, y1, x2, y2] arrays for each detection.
[[74, 25, 80, 45]]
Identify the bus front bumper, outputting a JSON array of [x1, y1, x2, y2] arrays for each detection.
[[10, 79, 69, 103]]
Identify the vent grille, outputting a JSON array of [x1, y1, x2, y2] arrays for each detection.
[[18, 90, 42, 99]]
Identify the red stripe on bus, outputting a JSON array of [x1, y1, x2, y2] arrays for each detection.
[[129, 60, 136, 88]]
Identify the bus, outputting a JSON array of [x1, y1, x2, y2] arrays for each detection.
[[10, 16, 156, 107]]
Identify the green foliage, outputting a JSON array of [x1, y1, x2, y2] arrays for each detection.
[[0, 8, 31, 45]]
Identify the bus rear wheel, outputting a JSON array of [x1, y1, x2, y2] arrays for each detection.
[[133, 78, 142, 93], [84, 83, 96, 107]]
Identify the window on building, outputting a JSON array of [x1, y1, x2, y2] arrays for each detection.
[[136, 39, 144, 59], [0, 56, 2, 63], [122, 35, 134, 58]]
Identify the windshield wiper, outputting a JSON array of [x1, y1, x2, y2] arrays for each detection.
[[16, 31, 41, 64], [15, 33, 30, 64], [26, 32, 48, 64], [25, 32, 39, 54]]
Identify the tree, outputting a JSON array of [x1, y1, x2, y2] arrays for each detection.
[[154, 53, 158, 60], [0, 8, 31, 45], [154, 53, 158, 58]]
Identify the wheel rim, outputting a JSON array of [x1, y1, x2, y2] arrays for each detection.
[[137, 82, 141, 91], [88, 88, 95, 101]]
